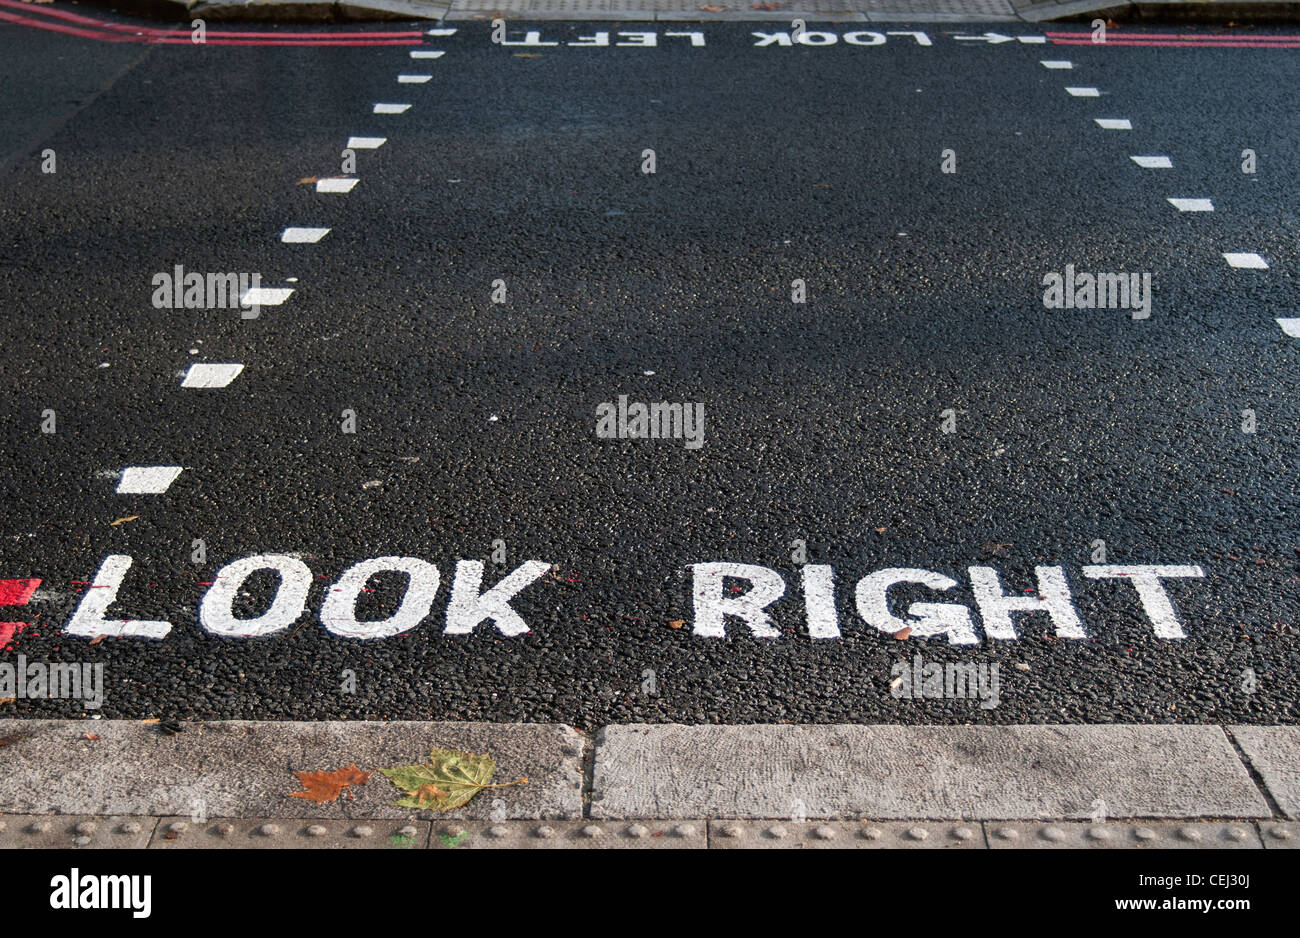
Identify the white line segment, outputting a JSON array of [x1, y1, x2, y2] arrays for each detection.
[[117, 466, 184, 494], [281, 227, 331, 243], [181, 363, 244, 388]]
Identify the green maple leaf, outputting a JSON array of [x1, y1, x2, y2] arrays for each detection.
[[381, 747, 527, 812]]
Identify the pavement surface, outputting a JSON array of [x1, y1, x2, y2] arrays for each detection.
[[0, 10, 1298, 735]]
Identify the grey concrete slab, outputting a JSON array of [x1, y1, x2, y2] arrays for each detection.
[[337, 0, 450, 19], [590, 724, 1271, 820], [1230, 725, 1300, 819], [0, 721, 585, 820], [985, 820, 1262, 848], [1017, 0, 1130, 19], [427, 818, 707, 847], [0, 815, 155, 849], [190, 0, 337, 21]]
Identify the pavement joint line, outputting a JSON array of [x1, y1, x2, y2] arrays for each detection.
[[1223, 727, 1290, 819]]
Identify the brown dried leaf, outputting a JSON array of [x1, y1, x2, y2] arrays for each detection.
[[668, 619, 685, 629], [893, 627, 912, 640], [289, 763, 372, 804]]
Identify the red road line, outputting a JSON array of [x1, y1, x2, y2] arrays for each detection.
[[0, 0, 426, 42], [1046, 30, 1300, 40], [0, 578, 40, 606], [1050, 38, 1300, 47], [0, 9, 135, 40]]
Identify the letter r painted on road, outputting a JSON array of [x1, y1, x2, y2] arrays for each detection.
[[690, 562, 785, 638]]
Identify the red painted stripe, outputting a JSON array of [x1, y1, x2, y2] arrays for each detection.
[[1050, 38, 1300, 47], [1046, 30, 1300, 40], [0, 578, 40, 606], [147, 37, 421, 45], [0, 0, 423, 39], [0, 9, 134, 41]]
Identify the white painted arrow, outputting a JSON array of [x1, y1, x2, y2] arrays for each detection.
[[954, 32, 1016, 44]]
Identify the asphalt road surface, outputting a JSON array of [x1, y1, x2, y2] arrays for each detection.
[[1, 10, 1297, 728]]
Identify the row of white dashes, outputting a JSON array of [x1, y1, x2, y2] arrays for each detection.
[[1046, 60, 1272, 275], [118, 46, 446, 495]]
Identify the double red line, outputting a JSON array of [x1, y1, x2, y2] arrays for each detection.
[[0, 0, 424, 45], [1047, 30, 1300, 48]]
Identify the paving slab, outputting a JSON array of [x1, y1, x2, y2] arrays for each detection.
[[0, 814, 156, 849], [0, 720, 585, 820], [590, 724, 1271, 820], [1230, 725, 1300, 819]]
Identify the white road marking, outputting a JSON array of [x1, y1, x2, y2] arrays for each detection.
[[1095, 118, 1132, 130], [1082, 565, 1204, 640], [316, 178, 357, 193], [181, 363, 244, 388], [65, 555, 171, 639], [346, 136, 386, 149], [1130, 155, 1173, 169], [1167, 197, 1214, 212], [1040, 59, 1072, 68], [425, 28, 456, 35], [398, 74, 432, 83], [1276, 318, 1300, 337], [281, 227, 331, 243], [373, 103, 412, 114], [1223, 252, 1269, 269], [410, 50, 445, 59], [1017, 36, 1047, 43], [116, 466, 183, 494], [241, 286, 294, 305], [321, 556, 440, 639], [1066, 87, 1100, 97], [200, 554, 313, 637]]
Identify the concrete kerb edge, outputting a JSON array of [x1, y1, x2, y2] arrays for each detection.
[[2, 721, 1291, 823], [69, 0, 1300, 23]]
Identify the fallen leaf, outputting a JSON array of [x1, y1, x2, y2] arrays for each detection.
[[87, 634, 107, 646], [139, 718, 161, 724], [296, 176, 320, 185], [893, 627, 912, 640], [0, 697, 14, 706], [875, 527, 886, 533], [289, 763, 372, 804], [381, 747, 526, 812], [110, 516, 139, 526], [83, 733, 101, 740], [668, 619, 685, 629]]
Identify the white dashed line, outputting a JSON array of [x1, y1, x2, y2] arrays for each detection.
[[1277, 318, 1300, 337], [241, 287, 295, 306], [1040, 60, 1073, 69], [373, 103, 412, 114], [316, 178, 358, 193], [1167, 198, 1214, 212], [1223, 252, 1269, 269], [1130, 156, 1173, 169], [425, 28, 456, 35], [281, 227, 331, 243], [1094, 118, 1132, 130], [117, 466, 184, 495], [1066, 87, 1100, 97], [181, 364, 244, 388], [397, 75, 432, 84], [346, 137, 386, 149], [409, 50, 445, 59]]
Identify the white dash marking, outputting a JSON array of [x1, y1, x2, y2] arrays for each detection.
[[316, 178, 358, 193], [281, 227, 331, 243], [1277, 318, 1300, 337], [1095, 118, 1132, 130], [1224, 252, 1269, 269], [181, 363, 244, 388], [1167, 197, 1214, 212], [241, 287, 294, 306], [1040, 59, 1073, 69], [1130, 155, 1173, 169], [398, 74, 432, 84], [373, 103, 412, 114], [1066, 86, 1100, 97], [346, 136, 386, 149], [426, 28, 457, 35], [410, 50, 445, 59], [117, 466, 183, 494]]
